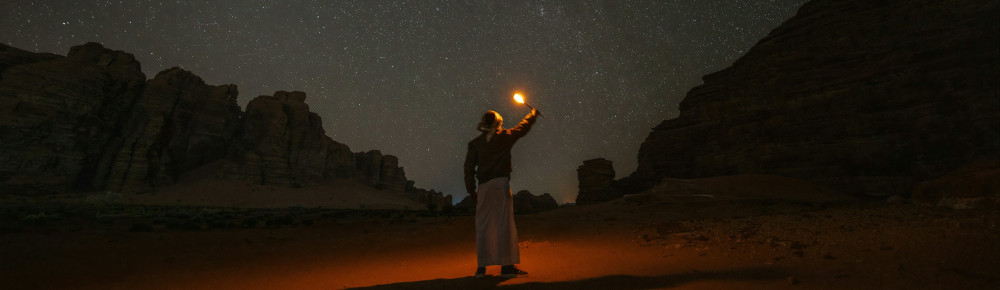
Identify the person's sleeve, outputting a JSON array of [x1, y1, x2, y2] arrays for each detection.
[[464, 142, 478, 194], [509, 109, 539, 139]]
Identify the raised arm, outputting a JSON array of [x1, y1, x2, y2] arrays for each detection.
[[509, 108, 539, 139]]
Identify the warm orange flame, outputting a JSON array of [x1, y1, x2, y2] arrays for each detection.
[[514, 93, 525, 104]]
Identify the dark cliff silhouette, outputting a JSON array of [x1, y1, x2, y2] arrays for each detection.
[[578, 0, 999, 207], [0, 43, 449, 210]]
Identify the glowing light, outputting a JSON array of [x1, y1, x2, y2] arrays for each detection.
[[514, 93, 525, 104], [512, 92, 538, 117]]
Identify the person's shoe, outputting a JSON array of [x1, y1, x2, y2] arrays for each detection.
[[500, 265, 527, 278], [474, 267, 486, 278]]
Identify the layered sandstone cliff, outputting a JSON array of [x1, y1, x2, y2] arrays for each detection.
[[0, 42, 450, 209], [610, 0, 998, 200], [100, 67, 242, 194], [0, 43, 146, 194]]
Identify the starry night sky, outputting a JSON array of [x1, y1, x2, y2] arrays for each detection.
[[2, 0, 807, 204]]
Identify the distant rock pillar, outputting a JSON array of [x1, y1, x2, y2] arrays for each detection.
[[576, 158, 622, 204]]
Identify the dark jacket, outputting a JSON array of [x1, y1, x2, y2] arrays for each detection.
[[464, 110, 539, 194]]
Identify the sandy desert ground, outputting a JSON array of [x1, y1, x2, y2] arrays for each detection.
[[1, 175, 997, 289]]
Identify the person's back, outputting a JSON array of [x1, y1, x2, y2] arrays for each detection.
[[463, 109, 538, 278]]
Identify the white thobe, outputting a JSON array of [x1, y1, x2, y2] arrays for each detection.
[[476, 177, 520, 267]]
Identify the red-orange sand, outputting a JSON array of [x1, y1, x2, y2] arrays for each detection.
[[2, 175, 998, 289]]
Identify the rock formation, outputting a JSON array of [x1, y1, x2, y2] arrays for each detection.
[[0, 43, 145, 194], [223, 90, 349, 187], [454, 195, 475, 211], [221, 91, 442, 206], [576, 158, 622, 204], [100, 67, 241, 193], [404, 181, 452, 212], [452, 190, 557, 214], [0, 42, 450, 210], [0, 44, 60, 73], [513, 190, 559, 214], [375, 154, 407, 192], [615, 0, 998, 200]]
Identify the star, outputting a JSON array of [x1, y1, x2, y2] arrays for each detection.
[[2, 0, 809, 204]]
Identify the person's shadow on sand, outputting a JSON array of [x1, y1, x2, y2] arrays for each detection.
[[346, 267, 790, 290]]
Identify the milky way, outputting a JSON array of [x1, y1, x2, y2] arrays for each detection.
[[2, 0, 807, 203]]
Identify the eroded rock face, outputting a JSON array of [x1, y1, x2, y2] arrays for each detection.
[[513, 190, 558, 214], [576, 158, 622, 204], [0, 44, 245, 195], [218, 91, 447, 206], [619, 0, 999, 198], [223, 91, 350, 187], [404, 181, 453, 212], [378, 155, 407, 192], [348, 150, 410, 192], [0, 43, 450, 210], [99, 67, 241, 193], [354, 150, 383, 186], [0, 42, 146, 194]]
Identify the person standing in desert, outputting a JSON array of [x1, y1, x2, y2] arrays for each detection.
[[464, 107, 539, 278]]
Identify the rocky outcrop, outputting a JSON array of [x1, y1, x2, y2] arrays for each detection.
[[618, 0, 999, 198], [0, 42, 146, 194], [354, 150, 384, 187], [223, 91, 348, 187], [379, 155, 408, 192], [219, 92, 439, 199], [0, 44, 60, 74], [0, 43, 449, 210], [99, 67, 241, 193], [576, 158, 622, 204], [454, 195, 475, 211], [513, 190, 558, 214], [404, 182, 453, 212], [451, 190, 556, 214]]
